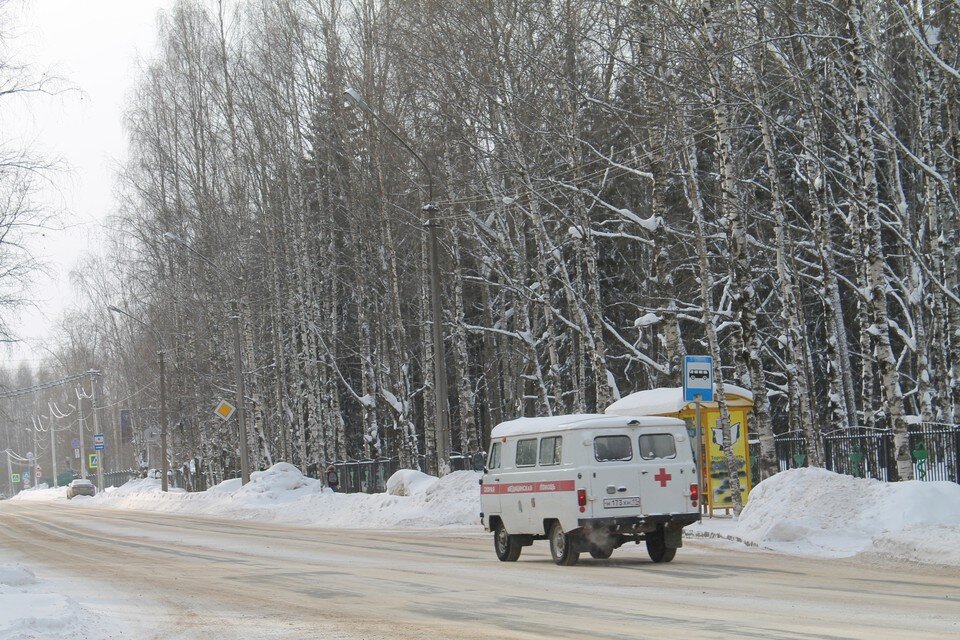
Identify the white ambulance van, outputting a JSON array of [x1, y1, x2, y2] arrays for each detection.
[[480, 414, 700, 565]]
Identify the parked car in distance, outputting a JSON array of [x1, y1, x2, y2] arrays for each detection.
[[66, 479, 96, 499]]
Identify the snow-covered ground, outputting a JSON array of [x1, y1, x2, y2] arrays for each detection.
[[688, 467, 960, 567], [12, 463, 960, 567], [5, 464, 960, 638], [0, 564, 122, 640]]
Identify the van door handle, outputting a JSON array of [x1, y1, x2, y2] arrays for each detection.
[[617, 486, 627, 492], [641, 471, 649, 475]]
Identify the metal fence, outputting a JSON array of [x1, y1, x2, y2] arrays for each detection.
[[102, 469, 140, 488], [327, 452, 485, 494], [774, 423, 960, 483]]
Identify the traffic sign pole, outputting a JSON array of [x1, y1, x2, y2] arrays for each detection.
[[684, 355, 714, 516], [695, 395, 704, 515]]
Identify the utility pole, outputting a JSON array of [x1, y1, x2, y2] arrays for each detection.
[[343, 87, 451, 476], [108, 304, 172, 491], [425, 208, 450, 476], [5, 450, 13, 496], [159, 236, 250, 485], [35, 414, 58, 488], [230, 299, 250, 485], [159, 347, 169, 492], [31, 417, 38, 487], [49, 414, 58, 488], [76, 386, 87, 480], [91, 372, 104, 495]]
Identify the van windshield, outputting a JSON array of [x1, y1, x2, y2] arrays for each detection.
[[594, 435, 633, 462]]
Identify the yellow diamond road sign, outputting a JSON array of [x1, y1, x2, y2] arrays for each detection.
[[215, 401, 236, 421]]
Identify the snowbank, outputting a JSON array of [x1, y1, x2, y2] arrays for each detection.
[[7, 485, 65, 502], [14, 461, 960, 567], [386, 469, 438, 496], [689, 467, 960, 566], [0, 564, 101, 640], [14, 463, 481, 530]]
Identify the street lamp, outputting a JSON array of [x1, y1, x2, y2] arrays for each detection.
[[161, 232, 251, 485], [108, 305, 169, 492], [343, 87, 451, 475]]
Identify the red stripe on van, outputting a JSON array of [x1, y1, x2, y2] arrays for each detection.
[[481, 480, 575, 495]]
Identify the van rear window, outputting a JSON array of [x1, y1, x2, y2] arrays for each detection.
[[516, 439, 537, 467], [639, 434, 677, 460], [594, 435, 633, 462]]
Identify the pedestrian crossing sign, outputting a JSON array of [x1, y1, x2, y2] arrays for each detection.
[[88, 453, 99, 469], [10, 473, 19, 483]]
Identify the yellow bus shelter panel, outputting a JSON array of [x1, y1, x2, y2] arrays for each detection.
[[705, 409, 750, 508]]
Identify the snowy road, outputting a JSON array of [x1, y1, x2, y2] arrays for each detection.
[[1, 502, 957, 639]]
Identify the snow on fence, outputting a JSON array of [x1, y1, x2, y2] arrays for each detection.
[[774, 423, 960, 483], [327, 453, 485, 494]]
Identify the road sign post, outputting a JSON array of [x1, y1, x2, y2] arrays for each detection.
[[93, 433, 106, 493], [684, 355, 714, 515]]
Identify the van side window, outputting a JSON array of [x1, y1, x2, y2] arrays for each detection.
[[539, 436, 562, 466], [516, 439, 538, 467], [488, 442, 501, 469], [639, 434, 677, 460], [594, 435, 633, 462]]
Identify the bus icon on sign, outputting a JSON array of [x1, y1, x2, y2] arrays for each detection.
[[689, 368, 710, 380]]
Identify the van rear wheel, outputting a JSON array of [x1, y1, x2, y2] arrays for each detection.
[[646, 530, 677, 563], [494, 521, 522, 562], [549, 522, 580, 566]]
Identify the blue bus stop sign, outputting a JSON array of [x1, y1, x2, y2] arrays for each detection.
[[683, 355, 714, 402]]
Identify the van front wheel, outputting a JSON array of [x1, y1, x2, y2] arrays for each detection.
[[646, 530, 677, 563], [549, 522, 580, 566], [494, 522, 522, 562]]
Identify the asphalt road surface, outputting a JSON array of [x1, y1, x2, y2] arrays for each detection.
[[1, 502, 957, 639]]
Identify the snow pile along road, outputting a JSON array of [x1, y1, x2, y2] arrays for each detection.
[[13, 462, 482, 530], [0, 564, 102, 640], [708, 467, 960, 565], [15, 463, 960, 567]]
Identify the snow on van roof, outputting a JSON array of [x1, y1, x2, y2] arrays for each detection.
[[605, 384, 754, 417], [490, 414, 684, 438]]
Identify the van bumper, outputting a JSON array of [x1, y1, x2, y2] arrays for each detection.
[[577, 513, 700, 530]]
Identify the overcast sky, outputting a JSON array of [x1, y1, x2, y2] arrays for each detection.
[[4, 0, 175, 369]]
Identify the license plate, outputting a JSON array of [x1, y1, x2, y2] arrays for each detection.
[[603, 496, 641, 509]]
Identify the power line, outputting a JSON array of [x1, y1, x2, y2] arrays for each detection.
[[0, 370, 100, 399]]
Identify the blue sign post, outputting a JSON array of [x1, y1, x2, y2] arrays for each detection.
[[684, 355, 713, 514]]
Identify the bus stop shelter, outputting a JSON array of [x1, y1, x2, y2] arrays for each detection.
[[606, 385, 754, 514]]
